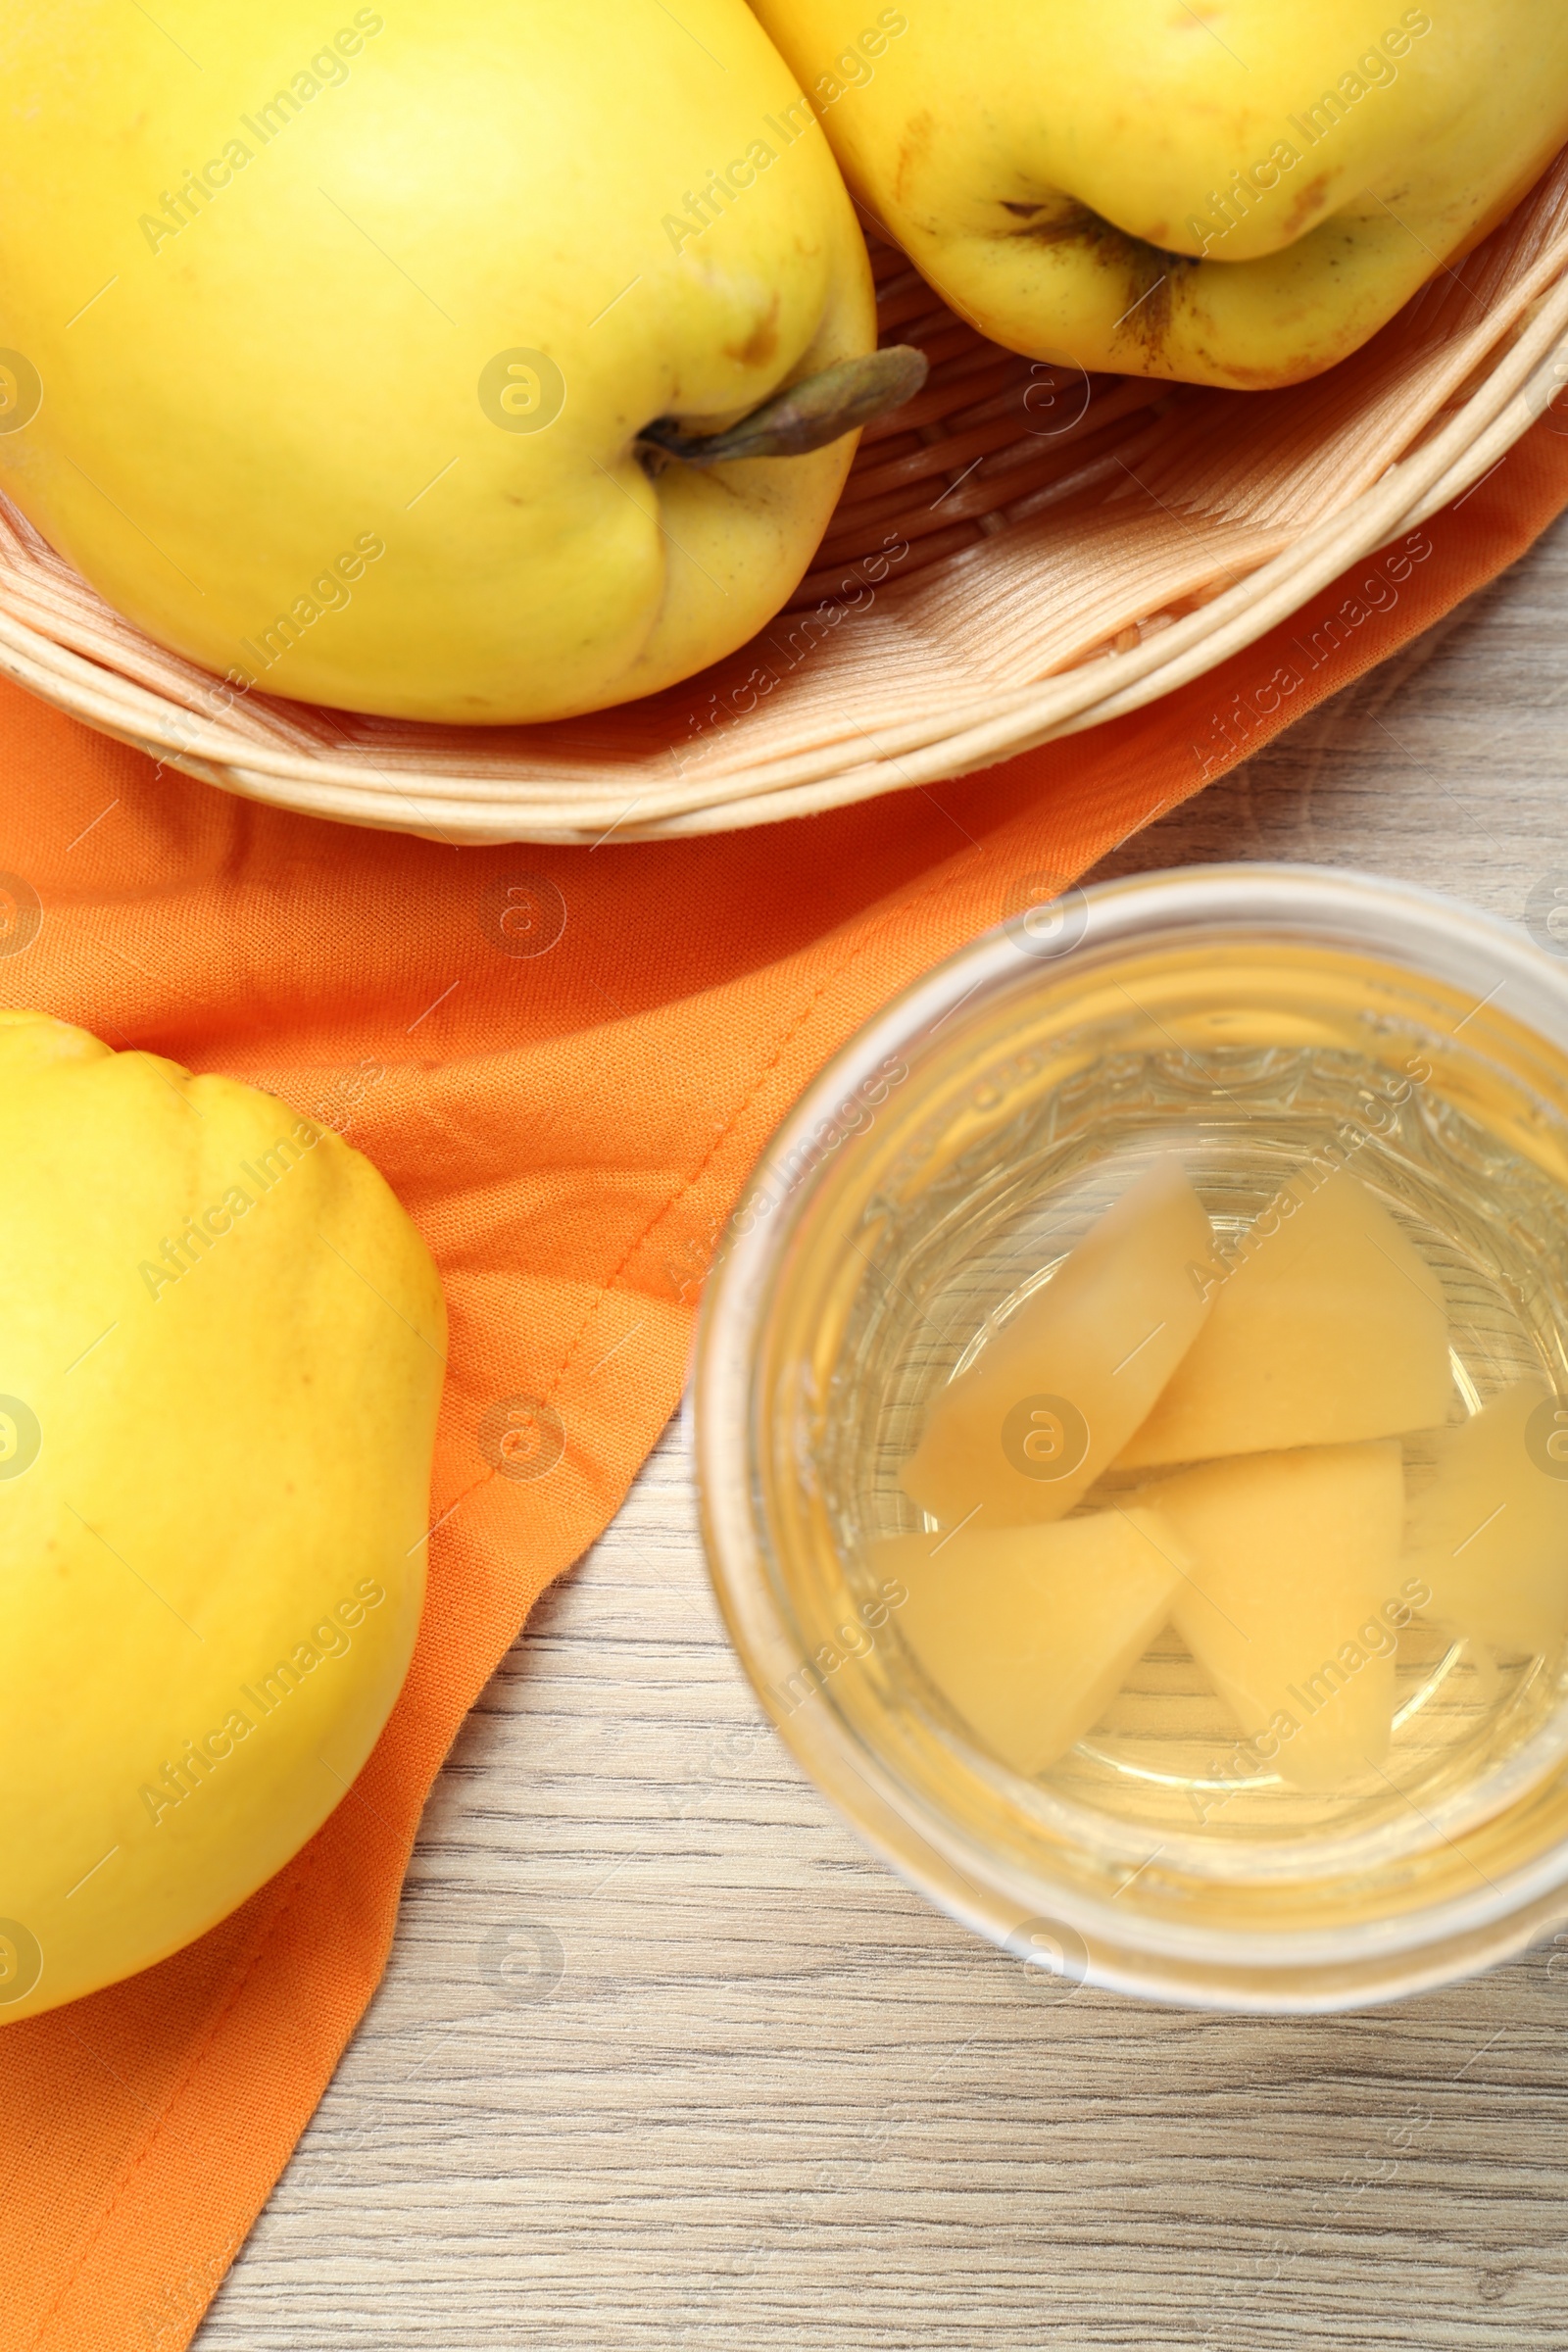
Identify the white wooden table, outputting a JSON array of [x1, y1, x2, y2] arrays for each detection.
[[200, 513, 1568, 2351]]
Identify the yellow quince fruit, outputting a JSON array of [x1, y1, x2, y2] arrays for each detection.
[[0, 1011, 444, 2023], [748, 0, 1568, 387], [0, 0, 893, 722]]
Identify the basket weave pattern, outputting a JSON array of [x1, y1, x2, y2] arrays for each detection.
[[4, 156, 1568, 844]]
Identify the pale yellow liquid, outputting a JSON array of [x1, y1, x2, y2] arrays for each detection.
[[793, 949, 1568, 1891]]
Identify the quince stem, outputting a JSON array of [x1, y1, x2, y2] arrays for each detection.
[[640, 345, 928, 466]]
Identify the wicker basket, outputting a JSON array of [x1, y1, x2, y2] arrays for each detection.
[[5, 157, 1568, 845]]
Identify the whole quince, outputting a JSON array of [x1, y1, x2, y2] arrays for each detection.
[[0, 0, 882, 721], [0, 1011, 444, 2023], [748, 0, 1568, 387]]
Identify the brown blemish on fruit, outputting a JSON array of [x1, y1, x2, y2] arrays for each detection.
[[1211, 357, 1292, 388], [723, 292, 780, 369], [1003, 198, 1198, 359], [1283, 172, 1332, 239], [894, 109, 937, 207]]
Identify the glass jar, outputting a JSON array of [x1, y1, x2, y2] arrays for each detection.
[[694, 864, 1568, 2011]]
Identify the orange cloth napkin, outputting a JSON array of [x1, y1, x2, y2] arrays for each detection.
[[2, 420, 1566, 2352]]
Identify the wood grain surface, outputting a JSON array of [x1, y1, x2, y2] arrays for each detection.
[[199, 511, 1568, 2351]]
